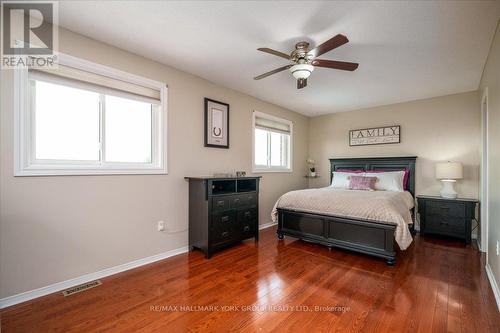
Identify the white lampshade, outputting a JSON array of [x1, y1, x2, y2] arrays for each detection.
[[436, 162, 463, 180], [290, 64, 314, 79]]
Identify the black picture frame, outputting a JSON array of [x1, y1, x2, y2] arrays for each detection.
[[204, 98, 230, 149], [349, 125, 401, 147]]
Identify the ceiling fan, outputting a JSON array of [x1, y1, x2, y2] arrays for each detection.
[[254, 34, 358, 89]]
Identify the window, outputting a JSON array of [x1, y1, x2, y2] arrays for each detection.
[[14, 54, 167, 176], [253, 111, 292, 172]]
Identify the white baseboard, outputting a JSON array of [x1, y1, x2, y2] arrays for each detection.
[[259, 221, 277, 230], [1, 224, 278, 309], [0, 246, 189, 309], [485, 264, 500, 312]]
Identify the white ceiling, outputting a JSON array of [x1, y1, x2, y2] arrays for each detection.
[[57, 1, 500, 116]]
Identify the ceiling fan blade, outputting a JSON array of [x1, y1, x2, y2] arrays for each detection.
[[257, 48, 291, 60], [254, 65, 292, 80], [312, 59, 359, 71], [297, 78, 307, 89], [308, 34, 349, 58]]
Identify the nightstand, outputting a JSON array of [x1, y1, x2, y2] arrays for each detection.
[[417, 195, 479, 244]]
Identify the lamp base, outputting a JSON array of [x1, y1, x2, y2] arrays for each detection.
[[440, 180, 458, 199]]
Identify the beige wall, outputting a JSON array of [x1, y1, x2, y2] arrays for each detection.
[[0, 29, 309, 298], [480, 21, 500, 293], [308, 91, 481, 199]]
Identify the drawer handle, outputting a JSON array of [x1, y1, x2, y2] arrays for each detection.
[[221, 231, 229, 238], [244, 212, 251, 218], [217, 200, 225, 207], [440, 221, 449, 225], [221, 216, 229, 222], [244, 226, 250, 232], [440, 206, 450, 211]]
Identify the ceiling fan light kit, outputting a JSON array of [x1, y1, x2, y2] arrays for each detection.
[[254, 34, 358, 89], [290, 64, 314, 80]]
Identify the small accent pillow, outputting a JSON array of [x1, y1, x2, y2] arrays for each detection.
[[348, 176, 377, 191], [331, 172, 363, 189]]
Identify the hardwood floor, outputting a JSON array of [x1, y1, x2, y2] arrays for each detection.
[[1, 227, 499, 332]]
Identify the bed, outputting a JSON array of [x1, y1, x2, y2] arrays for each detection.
[[274, 156, 417, 265]]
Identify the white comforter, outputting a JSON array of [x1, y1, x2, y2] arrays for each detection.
[[271, 187, 415, 250]]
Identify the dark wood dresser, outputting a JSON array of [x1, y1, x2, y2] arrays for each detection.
[[185, 176, 261, 258], [417, 195, 479, 244]]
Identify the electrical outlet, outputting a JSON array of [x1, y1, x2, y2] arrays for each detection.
[[158, 221, 165, 232]]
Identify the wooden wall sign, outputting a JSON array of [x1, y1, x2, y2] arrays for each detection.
[[349, 125, 400, 146]]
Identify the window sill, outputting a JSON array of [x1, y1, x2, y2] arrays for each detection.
[[252, 168, 293, 174], [14, 166, 168, 177]]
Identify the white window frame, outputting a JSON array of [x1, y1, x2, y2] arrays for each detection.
[[252, 111, 293, 173], [14, 52, 168, 176]]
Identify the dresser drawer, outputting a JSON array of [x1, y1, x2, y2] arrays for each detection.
[[211, 210, 237, 243], [237, 208, 257, 237], [231, 193, 257, 209], [425, 214, 465, 235], [427, 201, 465, 218], [212, 197, 231, 212]]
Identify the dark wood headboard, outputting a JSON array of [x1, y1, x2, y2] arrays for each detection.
[[329, 156, 417, 197]]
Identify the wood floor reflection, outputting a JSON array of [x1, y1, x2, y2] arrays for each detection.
[[1, 227, 499, 332]]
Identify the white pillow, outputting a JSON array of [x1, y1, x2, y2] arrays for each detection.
[[364, 171, 405, 192], [330, 172, 362, 189]]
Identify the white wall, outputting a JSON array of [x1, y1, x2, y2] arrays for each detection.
[[480, 20, 500, 299], [0, 28, 309, 298]]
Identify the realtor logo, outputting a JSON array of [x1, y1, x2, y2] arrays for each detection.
[[1, 1, 58, 68]]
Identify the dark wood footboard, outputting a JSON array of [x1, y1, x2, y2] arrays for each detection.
[[276, 208, 397, 265]]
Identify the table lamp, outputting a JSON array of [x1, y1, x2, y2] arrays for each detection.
[[436, 161, 463, 199]]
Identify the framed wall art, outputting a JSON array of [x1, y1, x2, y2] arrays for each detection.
[[349, 125, 400, 146], [204, 98, 229, 149]]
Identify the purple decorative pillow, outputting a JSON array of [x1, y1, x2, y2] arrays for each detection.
[[403, 169, 410, 190], [348, 176, 377, 191]]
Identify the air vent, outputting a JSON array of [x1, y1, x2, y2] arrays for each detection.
[[62, 280, 102, 297]]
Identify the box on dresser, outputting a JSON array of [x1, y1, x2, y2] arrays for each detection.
[[185, 176, 261, 258], [417, 195, 479, 244]]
